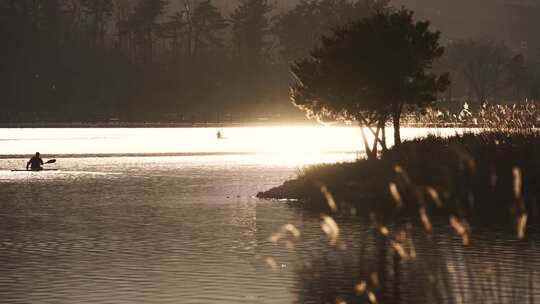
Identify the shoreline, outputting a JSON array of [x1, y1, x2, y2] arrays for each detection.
[[0, 121, 523, 128], [257, 131, 540, 219], [0, 121, 302, 128]]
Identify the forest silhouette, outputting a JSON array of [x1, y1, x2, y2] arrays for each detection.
[[1, 0, 540, 123]]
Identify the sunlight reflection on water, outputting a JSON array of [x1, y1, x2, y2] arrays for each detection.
[[0, 126, 489, 304], [0, 126, 472, 159]]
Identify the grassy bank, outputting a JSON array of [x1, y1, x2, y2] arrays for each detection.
[[258, 131, 540, 223], [261, 131, 540, 303]]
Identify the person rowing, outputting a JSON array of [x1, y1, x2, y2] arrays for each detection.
[[25, 151, 58, 171], [26, 152, 44, 171], [9, 153, 56, 172]]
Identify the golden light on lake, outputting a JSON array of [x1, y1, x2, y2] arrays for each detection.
[[0, 126, 474, 167]]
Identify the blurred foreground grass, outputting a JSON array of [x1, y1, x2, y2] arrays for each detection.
[[259, 131, 540, 238], [261, 130, 540, 303]]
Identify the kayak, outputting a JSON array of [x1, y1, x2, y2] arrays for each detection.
[[11, 169, 59, 172], [10, 159, 58, 172]]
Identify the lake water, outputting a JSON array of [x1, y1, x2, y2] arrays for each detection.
[[0, 126, 538, 303]]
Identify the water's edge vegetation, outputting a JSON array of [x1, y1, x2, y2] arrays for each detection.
[[258, 131, 540, 303], [258, 131, 539, 227]]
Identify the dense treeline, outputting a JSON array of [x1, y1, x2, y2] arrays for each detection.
[[396, 0, 540, 107], [2, 0, 540, 123], [438, 39, 540, 106], [0, 0, 386, 122]]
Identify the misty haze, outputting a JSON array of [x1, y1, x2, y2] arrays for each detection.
[[1, 1, 540, 303]]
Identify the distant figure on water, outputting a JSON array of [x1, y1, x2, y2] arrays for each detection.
[[26, 152, 44, 171], [217, 130, 224, 139]]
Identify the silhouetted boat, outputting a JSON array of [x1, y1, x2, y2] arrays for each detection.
[[11, 169, 59, 172]]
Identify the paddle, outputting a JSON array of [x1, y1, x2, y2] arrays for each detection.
[[45, 159, 56, 164]]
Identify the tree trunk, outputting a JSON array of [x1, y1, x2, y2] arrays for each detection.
[[393, 103, 403, 146], [358, 114, 387, 149], [379, 117, 388, 152], [381, 126, 387, 152], [372, 122, 381, 157], [360, 122, 374, 160]]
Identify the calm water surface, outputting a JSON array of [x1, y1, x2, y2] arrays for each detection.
[[0, 127, 538, 303]]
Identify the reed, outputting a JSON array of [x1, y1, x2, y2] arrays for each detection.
[[404, 100, 540, 130], [261, 129, 540, 303]]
